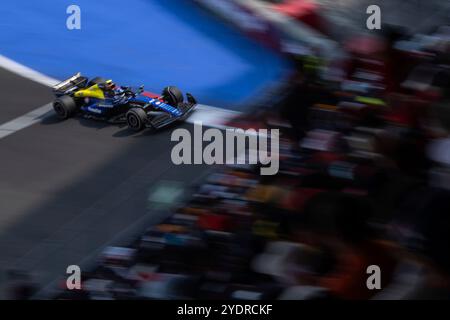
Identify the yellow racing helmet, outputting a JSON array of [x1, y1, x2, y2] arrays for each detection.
[[104, 79, 115, 90]]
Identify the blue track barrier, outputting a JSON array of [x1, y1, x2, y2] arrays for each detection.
[[0, 0, 291, 110]]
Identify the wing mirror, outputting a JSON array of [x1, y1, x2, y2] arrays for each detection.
[[186, 93, 197, 105]]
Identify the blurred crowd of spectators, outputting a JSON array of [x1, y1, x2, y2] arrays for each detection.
[[56, 25, 450, 300]]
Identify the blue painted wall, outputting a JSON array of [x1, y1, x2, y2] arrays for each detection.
[[0, 0, 290, 109]]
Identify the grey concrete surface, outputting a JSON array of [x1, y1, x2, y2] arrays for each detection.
[[0, 68, 212, 298]]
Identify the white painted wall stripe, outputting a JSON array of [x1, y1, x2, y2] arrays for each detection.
[[0, 55, 59, 87], [186, 104, 240, 128]]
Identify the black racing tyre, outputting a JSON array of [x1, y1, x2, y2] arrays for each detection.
[[126, 108, 147, 132], [162, 86, 183, 106], [53, 95, 77, 119], [87, 77, 107, 87]]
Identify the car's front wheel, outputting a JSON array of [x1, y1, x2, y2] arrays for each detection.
[[126, 108, 147, 132], [53, 95, 77, 120]]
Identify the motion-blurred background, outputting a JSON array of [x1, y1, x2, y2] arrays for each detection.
[[0, 0, 450, 300]]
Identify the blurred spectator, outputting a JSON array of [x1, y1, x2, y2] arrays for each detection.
[[6, 270, 37, 300], [54, 20, 450, 300]]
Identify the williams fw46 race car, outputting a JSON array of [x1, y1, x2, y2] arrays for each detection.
[[52, 73, 197, 131]]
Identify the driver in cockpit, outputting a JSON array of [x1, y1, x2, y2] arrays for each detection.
[[98, 80, 121, 98]]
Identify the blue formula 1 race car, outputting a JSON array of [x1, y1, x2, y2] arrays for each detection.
[[52, 73, 197, 131]]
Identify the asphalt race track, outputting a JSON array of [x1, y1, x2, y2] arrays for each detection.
[[0, 67, 214, 298], [0, 68, 54, 124]]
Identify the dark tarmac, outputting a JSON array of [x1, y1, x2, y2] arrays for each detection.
[[0, 67, 212, 298]]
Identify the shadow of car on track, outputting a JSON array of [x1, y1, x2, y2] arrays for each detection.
[[40, 113, 111, 131], [112, 120, 183, 138], [39, 113, 63, 125], [40, 112, 182, 139]]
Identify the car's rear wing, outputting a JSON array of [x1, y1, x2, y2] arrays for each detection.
[[52, 72, 88, 96]]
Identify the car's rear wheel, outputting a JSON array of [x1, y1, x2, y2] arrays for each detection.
[[162, 86, 183, 106], [126, 108, 147, 132], [53, 95, 77, 119], [87, 77, 107, 87]]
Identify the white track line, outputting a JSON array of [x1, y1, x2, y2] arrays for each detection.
[[0, 54, 241, 140], [0, 104, 53, 139]]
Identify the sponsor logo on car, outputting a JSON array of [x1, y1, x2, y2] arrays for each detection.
[[87, 106, 102, 114]]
